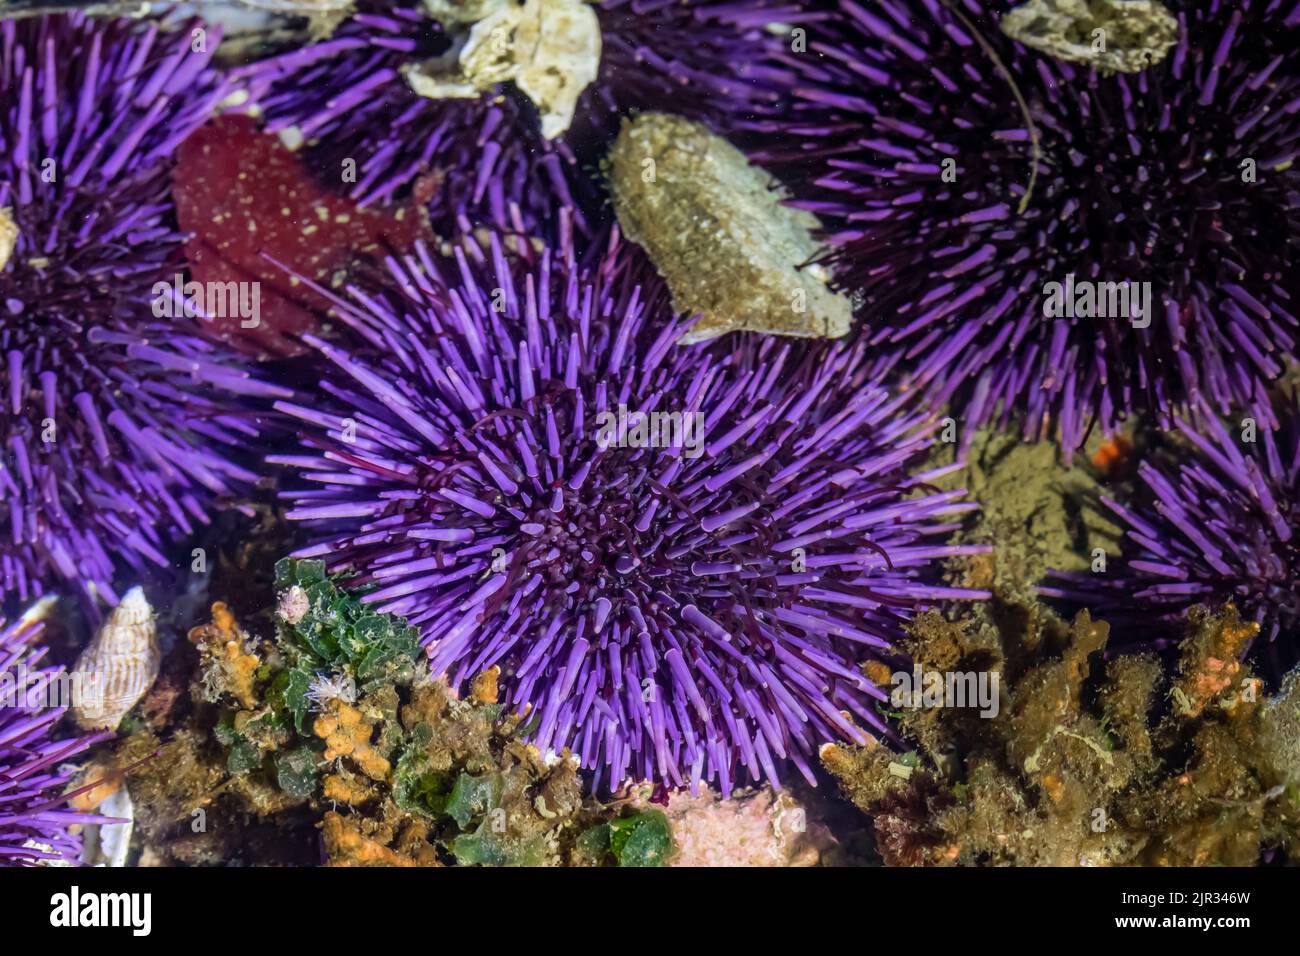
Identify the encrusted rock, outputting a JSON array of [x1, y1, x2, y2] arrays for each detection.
[[608, 112, 851, 344], [1000, 0, 1180, 74]]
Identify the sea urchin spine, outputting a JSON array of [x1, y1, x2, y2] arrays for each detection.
[[0, 14, 289, 608], [270, 225, 989, 794], [1045, 397, 1300, 672], [0, 598, 110, 865], [749, 0, 1300, 451]]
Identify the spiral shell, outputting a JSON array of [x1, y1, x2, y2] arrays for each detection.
[[70, 587, 159, 731]]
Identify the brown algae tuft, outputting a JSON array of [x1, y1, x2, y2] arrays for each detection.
[[824, 606, 1300, 866]]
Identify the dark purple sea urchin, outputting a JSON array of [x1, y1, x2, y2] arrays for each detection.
[[238, 0, 796, 234], [0, 599, 108, 865], [270, 227, 989, 793], [0, 14, 287, 609], [1045, 398, 1300, 670], [752, 0, 1300, 451]]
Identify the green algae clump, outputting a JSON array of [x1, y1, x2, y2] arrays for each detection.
[[96, 558, 662, 866]]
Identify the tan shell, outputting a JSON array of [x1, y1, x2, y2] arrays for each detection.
[[0, 207, 17, 273], [607, 113, 852, 343], [71, 587, 160, 732], [1000, 0, 1180, 74]]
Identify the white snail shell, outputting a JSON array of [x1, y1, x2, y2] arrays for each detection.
[[71, 587, 160, 732]]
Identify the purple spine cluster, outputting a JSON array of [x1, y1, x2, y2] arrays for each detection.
[[1046, 399, 1300, 665], [237, 0, 794, 234], [0, 605, 108, 865], [271, 226, 988, 792], [0, 14, 288, 608], [589, 0, 796, 132], [750, 0, 1300, 451], [238, 4, 567, 228]]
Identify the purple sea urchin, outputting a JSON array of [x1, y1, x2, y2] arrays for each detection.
[[752, 0, 1300, 451], [1045, 398, 1300, 669], [0, 598, 108, 865], [0, 14, 288, 608], [270, 226, 989, 793], [238, 0, 794, 233]]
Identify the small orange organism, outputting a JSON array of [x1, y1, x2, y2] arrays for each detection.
[[1092, 434, 1134, 477]]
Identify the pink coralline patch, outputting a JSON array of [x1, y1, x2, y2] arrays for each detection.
[[641, 787, 837, 867]]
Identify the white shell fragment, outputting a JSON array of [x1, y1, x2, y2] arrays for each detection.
[[276, 583, 311, 625], [234, 1, 353, 9], [404, 0, 601, 139], [18, 593, 59, 629], [421, 0, 508, 26], [1000, 0, 1180, 74], [0, 206, 17, 273], [23, 840, 75, 867], [79, 787, 135, 869], [70, 587, 160, 732]]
